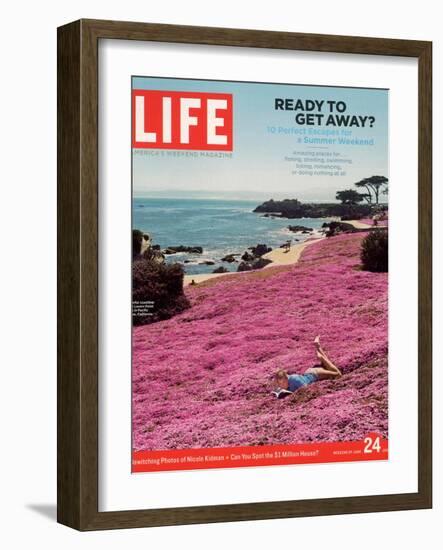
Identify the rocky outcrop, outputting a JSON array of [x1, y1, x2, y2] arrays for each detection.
[[163, 245, 203, 254], [237, 243, 273, 271], [133, 229, 151, 257], [237, 257, 272, 272], [241, 251, 255, 262], [237, 261, 253, 272], [323, 221, 358, 237], [133, 229, 165, 263], [254, 199, 371, 219], [288, 225, 313, 233], [249, 244, 272, 257], [221, 254, 239, 263], [212, 266, 229, 274], [252, 257, 272, 269]]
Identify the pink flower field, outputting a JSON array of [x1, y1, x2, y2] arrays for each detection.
[[132, 233, 388, 451]]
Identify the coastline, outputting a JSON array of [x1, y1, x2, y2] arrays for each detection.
[[155, 215, 380, 288], [183, 237, 323, 286]]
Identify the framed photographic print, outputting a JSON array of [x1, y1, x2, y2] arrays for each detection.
[[57, 19, 432, 530]]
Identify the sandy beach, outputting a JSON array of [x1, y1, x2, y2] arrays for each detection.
[[262, 237, 323, 267], [183, 237, 323, 286], [345, 219, 373, 229], [183, 272, 231, 286]]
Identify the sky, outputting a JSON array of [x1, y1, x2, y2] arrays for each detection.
[[132, 76, 388, 202]]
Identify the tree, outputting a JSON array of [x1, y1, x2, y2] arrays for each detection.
[[336, 189, 366, 205], [355, 175, 388, 205], [355, 178, 373, 203], [365, 175, 388, 204]]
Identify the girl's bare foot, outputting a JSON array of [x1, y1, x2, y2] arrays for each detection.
[[314, 335, 321, 350]]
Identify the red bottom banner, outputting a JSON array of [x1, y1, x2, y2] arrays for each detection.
[[132, 432, 388, 473]]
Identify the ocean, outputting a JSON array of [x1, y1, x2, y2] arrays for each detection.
[[133, 197, 327, 275]]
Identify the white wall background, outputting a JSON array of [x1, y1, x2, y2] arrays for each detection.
[[0, 0, 440, 547]]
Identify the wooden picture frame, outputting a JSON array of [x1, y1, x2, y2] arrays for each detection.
[[57, 19, 432, 530]]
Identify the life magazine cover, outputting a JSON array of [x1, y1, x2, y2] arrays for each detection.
[[131, 76, 389, 472]]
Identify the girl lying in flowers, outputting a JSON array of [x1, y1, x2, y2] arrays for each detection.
[[272, 336, 342, 398]]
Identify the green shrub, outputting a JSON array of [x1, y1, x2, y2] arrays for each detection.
[[132, 257, 190, 325], [360, 230, 388, 272]]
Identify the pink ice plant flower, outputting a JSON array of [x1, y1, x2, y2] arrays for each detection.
[[132, 233, 388, 450]]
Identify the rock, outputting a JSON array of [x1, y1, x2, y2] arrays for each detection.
[[325, 221, 357, 237], [253, 199, 372, 219], [221, 254, 239, 263], [133, 229, 152, 256], [200, 260, 215, 265], [237, 261, 253, 272], [163, 245, 203, 254], [252, 258, 272, 269], [249, 244, 272, 257], [237, 257, 272, 272], [212, 266, 229, 273], [241, 251, 255, 262], [254, 198, 302, 215], [288, 225, 313, 233], [133, 229, 165, 263]]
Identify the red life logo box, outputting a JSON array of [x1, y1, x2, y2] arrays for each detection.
[[132, 90, 233, 151]]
